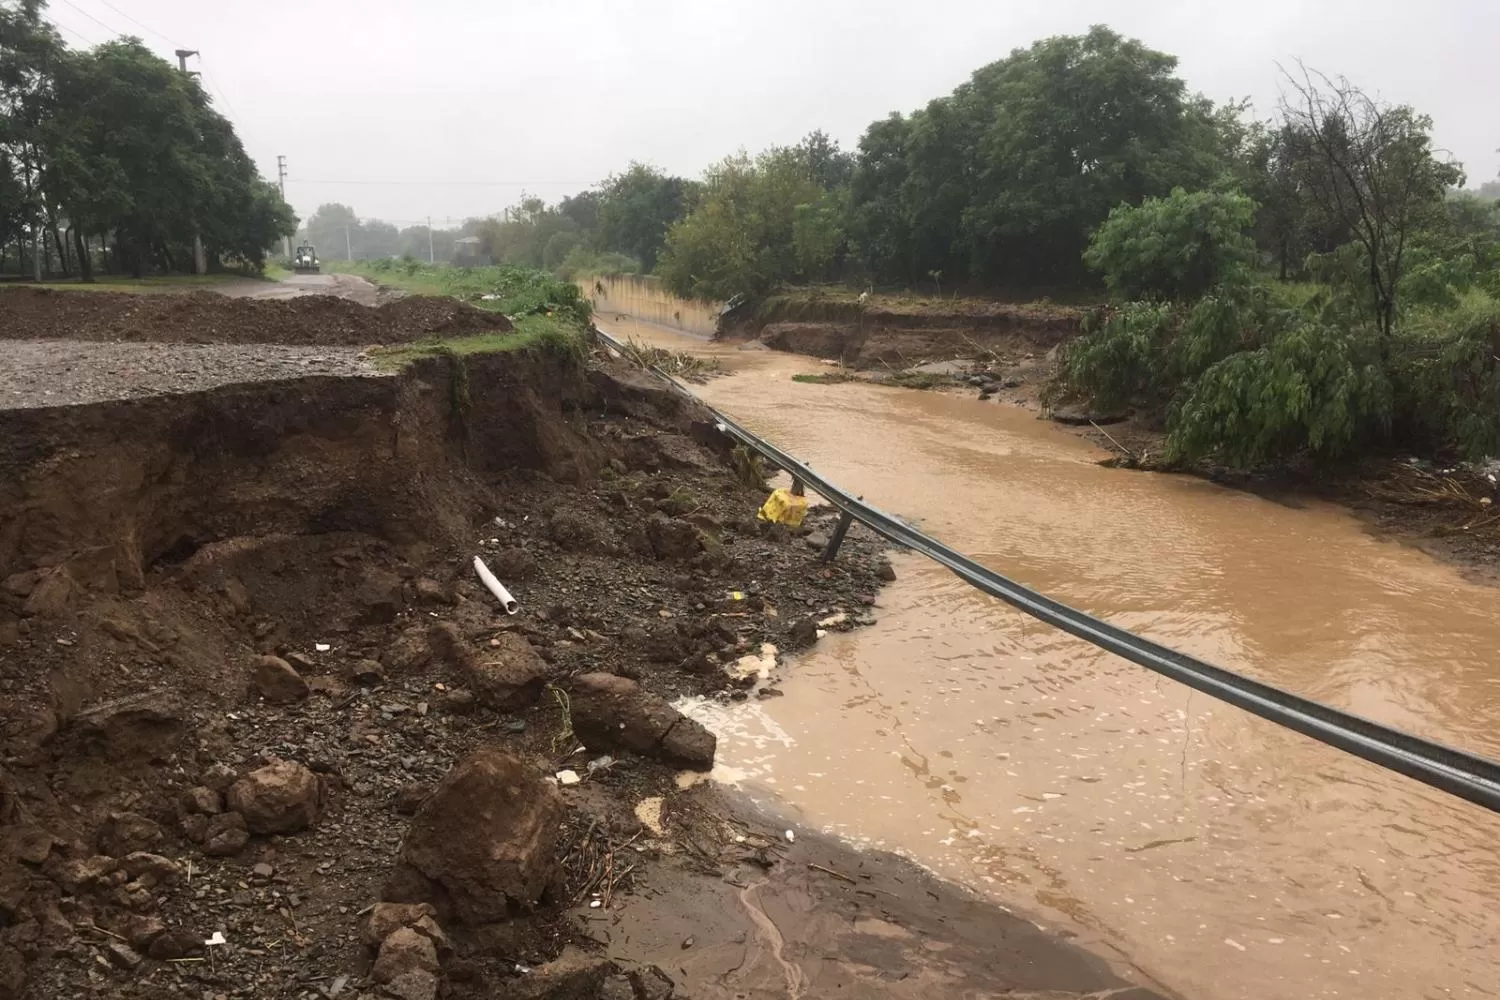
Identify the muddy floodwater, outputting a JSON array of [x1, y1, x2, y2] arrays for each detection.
[[597, 315, 1500, 1000]]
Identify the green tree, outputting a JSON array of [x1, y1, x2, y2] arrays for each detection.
[[595, 163, 696, 271], [1084, 188, 1257, 301], [1280, 66, 1463, 349]]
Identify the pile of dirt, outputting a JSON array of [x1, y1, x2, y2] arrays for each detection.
[[0, 343, 966, 1000], [0, 288, 513, 346]]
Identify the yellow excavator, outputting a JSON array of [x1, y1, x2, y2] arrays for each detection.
[[293, 242, 320, 275]]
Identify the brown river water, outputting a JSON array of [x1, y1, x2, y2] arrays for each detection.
[[597, 315, 1500, 1000]]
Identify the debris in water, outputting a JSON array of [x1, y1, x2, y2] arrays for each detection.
[[784, 829, 796, 844], [556, 769, 581, 786]]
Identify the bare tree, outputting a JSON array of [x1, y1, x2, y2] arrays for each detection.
[[1278, 64, 1461, 352]]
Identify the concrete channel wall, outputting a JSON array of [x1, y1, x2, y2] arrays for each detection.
[[581, 274, 722, 338]]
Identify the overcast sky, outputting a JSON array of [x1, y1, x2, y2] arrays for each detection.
[[44, 0, 1500, 227]]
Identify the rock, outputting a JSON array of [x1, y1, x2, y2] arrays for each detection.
[[356, 569, 405, 625], [645, 514, 702, 560], [1050, 404, 1127, 426], [804, 531, 830, 551], [399, 749, 563, 924], [569, 673, 716, 771], [178, 786, 222, 815], [600, 976, 636, 1000], [307, 675, 349, 698], [372, 927, 439, 983], [251, 862, 274, 879], [426, 622, 473, 669], [876, 557, 897, 582], [508, 948, 615, 1000], [382, 630, 432, 674], [100, 812, 163, 857], [437, 688, 476, 715], [120, 853, 181, 885], [56, 855, 117, 892], [0, 944, 23, 998], [362, 902, 439, 947], [179, 814, 209, 844], [0, 825, 55, 865], [0, 864, 27, 924], [199, 763, 238, 791], [350, 659, 386, 686], [628, 966, 674, 1000], [22, 568, 75, 617], [117, 914, 165, 950], [252, 655, 309, 703], [381, 971, 439, 1000], [393, 783, 431, 816], [105, 942, 144, 969], [226, 760, 321, 834], [413, 578, 453, 607], [788, 617, 819, 650], [489, 546, 538, 581], [202, 812, 249, 856], [466, 633, 548, 711], [147, 929, 203, 960]]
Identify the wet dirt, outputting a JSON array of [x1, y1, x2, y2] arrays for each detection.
[[598, 313, 1500, 1000], [0, 286, 510, 346]]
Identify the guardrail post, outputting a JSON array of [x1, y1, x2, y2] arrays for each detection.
[[821, 511, 854, 563], [791, 478, 805, 497]]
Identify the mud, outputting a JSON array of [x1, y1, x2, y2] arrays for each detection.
[[0, 287, 511, 346], [0, 286, 1151, 999]]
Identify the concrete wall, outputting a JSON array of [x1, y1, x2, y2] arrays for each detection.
[[581, 274, 722, 338]]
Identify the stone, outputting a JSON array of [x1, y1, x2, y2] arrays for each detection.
[[381, 971, 439, 1000], [0, 825, 54, 865], [202, 812, 249, 857], [147, 929, 203, 960], [0, 944, 22, 998], [466, 633, 548, 711], [413, 579, 453, 607], [372, 927, 439, 983], [252, 656, 309, 703], [362, 902, 438, 947], [350, 659, 386, 686], [120, 853, 181, 885], [645, 515, 702, 560], [381, 631, 432, 674], [568, 673, 716, 771], [117, 914, 166, 950], [788, 618, 819, 649], [399, 749, 563, 924], [488, 546, 537, 581], [99, 812, 163, 857], [199, 763, 238, 791], [105, 942, 144, 969], [179, 813, 210, 844], [226, 760, 320, 834], [392, 783, 431, 816], [356, 569, 405, 625], [178, 786, 222, 816], [875, 557, 896, 582], [439, 688, 477, 715], [56, 855, 117, 891], [507, 948, 615, 1000]]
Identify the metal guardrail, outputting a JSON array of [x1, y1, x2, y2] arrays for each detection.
[[594, 326, 1500, 815]]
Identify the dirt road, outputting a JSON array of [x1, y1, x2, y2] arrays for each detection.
[[217, 272, 381, 305]]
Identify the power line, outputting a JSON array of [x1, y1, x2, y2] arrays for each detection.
[[288, 178, 590, 187], [93, 0, 183, 47], [46, 16, 97, 46], [53, 0, 124, 38]]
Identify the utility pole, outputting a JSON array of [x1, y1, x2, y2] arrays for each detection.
[[276, 155, 291, 259], [426, 216, 434, 263], [345, 225, 352, 261], [175, 49, 207, 276]]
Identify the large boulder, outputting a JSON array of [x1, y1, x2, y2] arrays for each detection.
[[372, 926, 439, 983], [225, 761, 320, 834], [568, 673, 716, 771], [467, 633, 548, 711], [398, 749, 562, 924]]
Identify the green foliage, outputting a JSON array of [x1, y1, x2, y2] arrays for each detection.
[[657, 139, 851, 300], [1084, 188, 1257, 300], [1167, 318, 1392, 465], [338, 259, 593, 330], [1395, 300, 1500, 459], [554, 246, 639, 282], [1, 12, 296, 278], [848, 25, 1235, 288], [595, 163, 698, 271]]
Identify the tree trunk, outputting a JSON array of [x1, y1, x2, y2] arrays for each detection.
[[158, 241, 175, 273], [51, 224, 69, 278], [74, 230, 93, 282]]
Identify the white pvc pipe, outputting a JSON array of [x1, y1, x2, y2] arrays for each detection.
[[472, 556, 519, 615]]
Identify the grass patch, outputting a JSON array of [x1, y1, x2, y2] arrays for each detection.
[[328, 259, 592, 328], [370, 314, 582, 372]]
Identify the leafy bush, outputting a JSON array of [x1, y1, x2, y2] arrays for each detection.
[[1168, 318, 1392, 465], [1083, 188, 1258, 300], [1394, 300, 1500, 459]]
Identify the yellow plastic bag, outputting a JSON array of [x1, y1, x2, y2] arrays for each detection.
[[757, 487, 809, 528]]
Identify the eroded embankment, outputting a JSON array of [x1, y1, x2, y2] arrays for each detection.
[[0, 334, 1157, 1000]]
